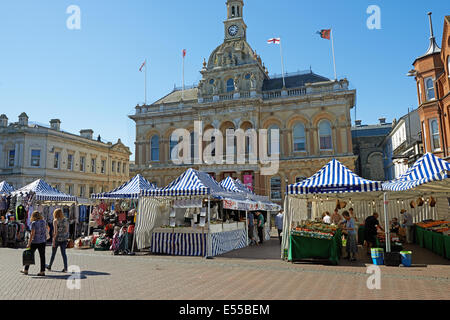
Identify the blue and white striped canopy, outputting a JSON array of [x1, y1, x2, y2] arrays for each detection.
[[220, 177, 281, 211], [91, 174, 156, 199], [141, 168, 232, 198], [288, 159, 382, 195], [382, 153, 450, 192], [12, 179, 77, 202], [0, 181, 15, 195]]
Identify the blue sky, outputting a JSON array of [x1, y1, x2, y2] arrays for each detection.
[[0, 0, 449, 161]]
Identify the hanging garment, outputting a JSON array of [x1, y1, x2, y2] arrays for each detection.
[[16, 205, 26, 222]]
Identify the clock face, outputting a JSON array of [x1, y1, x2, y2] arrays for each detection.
[[228, 25, 239, 37]]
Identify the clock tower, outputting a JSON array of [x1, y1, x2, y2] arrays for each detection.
[[224, 0, 247, 41]]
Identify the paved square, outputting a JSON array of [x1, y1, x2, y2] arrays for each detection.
[[1, 238, 449, 300]]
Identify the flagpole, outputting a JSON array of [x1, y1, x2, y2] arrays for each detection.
[[331, 29, 337, 81], [182, 52, 185, 101], [145, 59, 147, 105], [279, 39, 286, 88]]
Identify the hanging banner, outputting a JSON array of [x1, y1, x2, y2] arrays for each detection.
[[243, 175, 253, 192]]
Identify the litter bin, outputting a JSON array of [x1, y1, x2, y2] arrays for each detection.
[[371, 248, 384, 265], [400, 251, 412, 267]]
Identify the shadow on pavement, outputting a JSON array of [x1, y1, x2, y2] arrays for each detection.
[[29, 270, 110, 280]]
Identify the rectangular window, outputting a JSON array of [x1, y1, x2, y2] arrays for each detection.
[[425, 77, 435, 101], [80, 156, 85, 172], [122, 163, 126, 174], [91, 158, 96, 173], [67, 154, 73, 171], [89, 186, 94, 195], [117, 162, 121, 173], [54, 152, 60, 169], [8, 150, 15, 167], [101, 160, 106, 174], [67, 184, 74, 195], [320, 136, 332, 150], [429, 118, 441, 150], [79, 185, 85, 198], [112, 161, 116, 173], [31, 149, 40, 167], [270, 177, 282, 200]]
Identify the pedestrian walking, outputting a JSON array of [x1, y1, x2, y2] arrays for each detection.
[[342, 211, 357, 261], [255, 211, 265, 244], [21, 211, 47, 276], [275, 210, 283, 244], [401, 209, 414, 244], [46, 208, 69, 272]]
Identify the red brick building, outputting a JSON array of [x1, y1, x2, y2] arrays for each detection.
[[410, 13, 450, 160]]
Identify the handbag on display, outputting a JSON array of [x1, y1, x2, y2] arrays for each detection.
[[22, 249, 35, 266], [429, 196, 436, 207], [416, 197, 424, 207], [67, 239, 74, 249]]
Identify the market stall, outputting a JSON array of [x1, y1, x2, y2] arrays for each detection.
[[283, 159, 384, 262], [382, 153, 450, 258], [220, 177, 281, 243], [138, 169, 255, 257], [0, 181, 15, 195], [87, 174, 157, 253], [9, 179, 78, 247]]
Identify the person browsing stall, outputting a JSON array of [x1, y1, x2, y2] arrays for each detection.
[[255, 211, 265, 245], [342, 211, 357, 261], [401, 209, 414, 244], [364, 212, 384, 255], [275, 210, 284, 244], [323, 212, 331, 224]]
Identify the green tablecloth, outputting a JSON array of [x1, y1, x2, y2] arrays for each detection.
[[358, 225, 365, 245], [432, 232, 445, 256], [444, 235, 450, 259], [288, 230, 342, 265], [424, 229, 433, 251], [415, 226, 425, 247]]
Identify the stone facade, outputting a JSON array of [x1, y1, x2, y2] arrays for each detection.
[[0, 113, 131, 197], [129, 0, 357, 205], [352, 119, 392, 181]]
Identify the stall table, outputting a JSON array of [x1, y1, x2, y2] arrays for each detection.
[[288, 229, 342, 265]]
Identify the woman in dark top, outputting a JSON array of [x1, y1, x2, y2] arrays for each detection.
[[21, 211, 47, 276]]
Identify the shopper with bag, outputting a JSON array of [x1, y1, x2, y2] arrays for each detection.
[[46, 208, 69, 272], [21, 211, 47, 276]]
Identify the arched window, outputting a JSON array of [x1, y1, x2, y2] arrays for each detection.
[[270, 177, 282, 200], [293, 123, 306, 152], [268, 125, 280, 155], [319, 120, 332, 150], [237, 6, 240, 17], [226, 78, 234, 92], [151, 135, 159, 161], [430, 119, 440, 150], [231, 6, 235, 17]]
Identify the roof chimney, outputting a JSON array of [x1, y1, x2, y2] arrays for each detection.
[[80, 129, 94, 140], [379, 117, 386, 125], [355, 120, 362, 126], [18, 112, 28, 126], [50, 119, 61, 131], [0, 114, 8, 127]]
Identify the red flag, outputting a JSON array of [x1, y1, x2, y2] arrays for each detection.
[[317, 29, 331, 40], [182, 49, 186, 58], [267, 38, 281, 44], [139, 60, 146, 72]]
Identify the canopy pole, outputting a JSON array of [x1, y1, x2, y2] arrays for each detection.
[[383, 192, 391, 253], [206, 196, 213, 259], [281, 194, 290, 260], [131, 199, 138, 253]]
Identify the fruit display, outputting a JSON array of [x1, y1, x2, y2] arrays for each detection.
[[416, 220, 450, 234], [291, 222, 337, 240]]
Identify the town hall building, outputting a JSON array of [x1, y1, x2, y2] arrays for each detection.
[[129, 0, 357, 204]]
